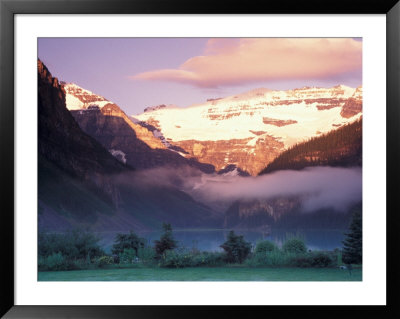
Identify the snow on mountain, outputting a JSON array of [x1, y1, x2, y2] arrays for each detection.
[[135, 85, 362, 175], [62, 82, 110, 110], [136, 85, 362, 148], [63, 82, 169, 150]]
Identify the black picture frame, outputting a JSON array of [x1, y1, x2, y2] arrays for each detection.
[[1, 0, 399, 318]]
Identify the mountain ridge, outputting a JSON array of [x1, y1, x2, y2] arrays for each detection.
[[135, 84, 362, 175]]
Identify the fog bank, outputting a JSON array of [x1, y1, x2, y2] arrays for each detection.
[[122, 166, 362, 213]]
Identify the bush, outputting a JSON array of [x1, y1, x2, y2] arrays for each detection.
[[310, 252, 334, 267], [112, 231, 145, 256], [38, 252, 76, 271], [254, 240, 277, 254], [245, 251, 295, 267], [159, 250, 225, 268], [282, 237, 307, 254], [137, 247, 156, 265], [38, 252, 65, 271], [119, 248, 137, 264], [160, 250, 193, 268], [190, 251, 225, 267], [289, 252, 334, 268], [245, 252, 269, 267], [289, 254, 313, 267], [96, 256, 114, 268], [220, 231, 251, 264], [38, 229, 104, 261]]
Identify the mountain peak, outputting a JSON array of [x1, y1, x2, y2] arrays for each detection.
[[62, 82, 110, 110], [135, 84, 362, 175]]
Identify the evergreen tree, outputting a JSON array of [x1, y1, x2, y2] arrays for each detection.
[[220, 231, 252, 263], [342, 210, 362, 264], [154, 223, 178, 257]]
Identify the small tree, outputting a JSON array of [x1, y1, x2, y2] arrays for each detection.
[[342, 210, 362, 265], [154, 223, 178, 257], [282, 238, 307, 254], [220, 231, 251, 263], [255, 240, 277, 254], [111, 231, 145, 256]]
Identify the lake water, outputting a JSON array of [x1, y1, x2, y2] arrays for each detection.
[[98, 229, 346, 253]]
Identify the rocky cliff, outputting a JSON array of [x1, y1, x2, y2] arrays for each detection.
[[70, 105, 215, 173], [38, 60, 127, 180]]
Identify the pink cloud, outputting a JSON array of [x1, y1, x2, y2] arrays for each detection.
[[131, 38, 362, 88]]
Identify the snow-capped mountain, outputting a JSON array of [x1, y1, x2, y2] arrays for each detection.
[[62, 82, 215, 173], [62, 82, 111, 110], [135, 85, 362, 175], [62, 82, 167, 150]]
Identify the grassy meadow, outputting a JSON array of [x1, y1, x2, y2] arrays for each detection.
[[38, 266, 361, 281]]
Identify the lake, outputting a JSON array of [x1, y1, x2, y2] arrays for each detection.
[[97, 228, 346, 253]]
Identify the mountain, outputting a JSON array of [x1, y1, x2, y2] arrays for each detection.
[[38, 61, 127, 180], [135, 85, 362, 175], [259, 118, 362, 175], [38, 60, 220, 231], [63, 83, 167, 149], [63, 83, 215, 173]]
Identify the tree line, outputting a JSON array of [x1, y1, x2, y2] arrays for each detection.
[[259, 118, 362, 175]]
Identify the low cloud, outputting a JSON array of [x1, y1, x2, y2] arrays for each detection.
[[132, 38, 362, 88], [123, 166, 362, 213]]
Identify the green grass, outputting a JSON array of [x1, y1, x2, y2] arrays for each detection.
[[38, 266, 361, 281]]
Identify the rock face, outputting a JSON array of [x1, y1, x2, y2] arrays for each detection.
[[38, 60, 127, 180], [175, 135, 283, 175], [223, 197, 356, 230], [136, 85, 363, 175], [63, 83, 166, 150], [70, 104, 215, 173], [64, 83, 215, 173], [224, 198, 301, 229]]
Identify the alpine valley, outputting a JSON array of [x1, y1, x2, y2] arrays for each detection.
[[38, 60, 362, 233]]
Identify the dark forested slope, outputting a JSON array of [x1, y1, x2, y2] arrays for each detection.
[[259, 119, 362, 175]]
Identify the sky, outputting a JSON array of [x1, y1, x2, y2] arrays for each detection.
[[38, 38, 362, 116]]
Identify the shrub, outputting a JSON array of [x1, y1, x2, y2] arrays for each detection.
[[282, 237, 307, 254], [96, 256, 114, 268], [112, 231, 145, 256], [39, 252, 65, 271], [119, 248, 137, 264], [137, 247, 156, 265], [220, 231, 251, 264], [254, 240, 277, 254], [154, 223, 178, 257], [310, 252, 334, 267], [159, 250, 225, 268], [245, 251, 295, 267], [289, 252, 334, 268], [245, 253, 269, 267], [38, 229, 104, 261], [191, 252, 225, 267], [38, 252, 76, 271], [289, 254, 313, 267], [160, 250, 193, 268]]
